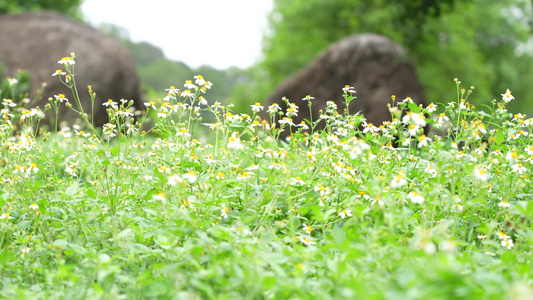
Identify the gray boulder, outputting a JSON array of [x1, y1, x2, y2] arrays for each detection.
[[263, 33, 427, 138], [0, 11, 141, 127]]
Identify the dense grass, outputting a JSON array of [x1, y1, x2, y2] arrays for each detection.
[[0, 55, 532, 299]]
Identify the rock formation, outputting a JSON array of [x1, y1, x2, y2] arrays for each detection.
[[263, 33, 427, 138], [0, 11, 141, 127]]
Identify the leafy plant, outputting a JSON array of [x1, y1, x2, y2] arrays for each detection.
[[0, 55, 532, 299]]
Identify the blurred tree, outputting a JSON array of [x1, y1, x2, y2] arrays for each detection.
[[133, 56, 249, 105], [239, 0, 533, 115], [137, 59, 194, 93], [99, 23, 132, 41], [196, 65, 237, 103], [124, 41, 166, 67], [99, 23, 249, 105], [101, 24, 166, 67], [0, 0, 83, 19]]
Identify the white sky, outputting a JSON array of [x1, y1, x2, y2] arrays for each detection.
[[81, 0, 274, 69]]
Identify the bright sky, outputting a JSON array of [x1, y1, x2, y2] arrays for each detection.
[[81, 0, 274, 70]]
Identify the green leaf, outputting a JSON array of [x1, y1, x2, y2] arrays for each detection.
[[493, 129, 504, 145], [229, 121, 245, 128], [408, 101, 422, 113], [86, 189, 96, 198], [16, 220, 32, 230], [111, 147, 120, 155], [117, 228, 135, 240], [65, 182, 79, 196], [142, 208, 159, 216], [262, 275, 277, 289], [53, 239, 68, 248], [528, 201, 533, 217], [477, 222, 489, 234], [128, 243, 153, 253], [501, 251, 516, 264], [68, 243, 87, 255], [98, 253, 111, 263], [331, 224, 346, 245], [154, 231, 178, 250], [142, 282, 172, 298], [514, 201, 533, 218]]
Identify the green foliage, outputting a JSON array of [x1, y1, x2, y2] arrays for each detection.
[[93, 23, 251, 111], [0, 69, 31, 100], [0, 0, 83, 19], [1, 54, 533, 298], [137, 58, 194, 92], [133, 58, 248, 108], [244, 0, 533, 115], [123, 40, 166, 67], [118, 33, 250, 108]]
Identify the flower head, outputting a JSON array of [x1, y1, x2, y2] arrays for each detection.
[[390, 173, 407, 188], [408, 191, 425, 204], [227, 132, 244, 150], [501, 89, 514, 103], [221, 204, 229, 218], [0, 213, 13, 220], [299, 236, 316, 246], [290, 176, 305, 186], [181, 90, 194, 97], [58, 56, 75, 65], [183, 171, 197, 184], [184, 80, 196, 90], [52, 69, 66, 76], [417, 135, 432, 148], [103, 99, 118, 109], [498, 199, 511, 208], [54, 94, 68, 102], [403, 111, 426, 127], [302, 223, 313, 234], [2, 98, 16, 107], [511, 163, 527, 174], [251, 102, 264, 112], [267, 103, 281, 114], [338, 209, 352, 219], [21, 247, 30, 258], [194, 75, 205, 86], [152, 192, 167, 203], [342, 85, 355, 93], [501, 239, 514, 249], [474, 166, 490, 181]]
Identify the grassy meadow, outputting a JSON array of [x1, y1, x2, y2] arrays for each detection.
[[0, 54, 532, 299]]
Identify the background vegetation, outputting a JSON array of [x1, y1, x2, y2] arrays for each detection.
[[1, 1, 533, 298], [1, 59, 533, 299], [0, 0, 83, 19], [235, 0, 533, 115], [4, 0, 533, 116], [97, 23, 250, 107]]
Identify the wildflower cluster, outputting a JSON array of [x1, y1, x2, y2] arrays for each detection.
[[0, 57, 531, 299]]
